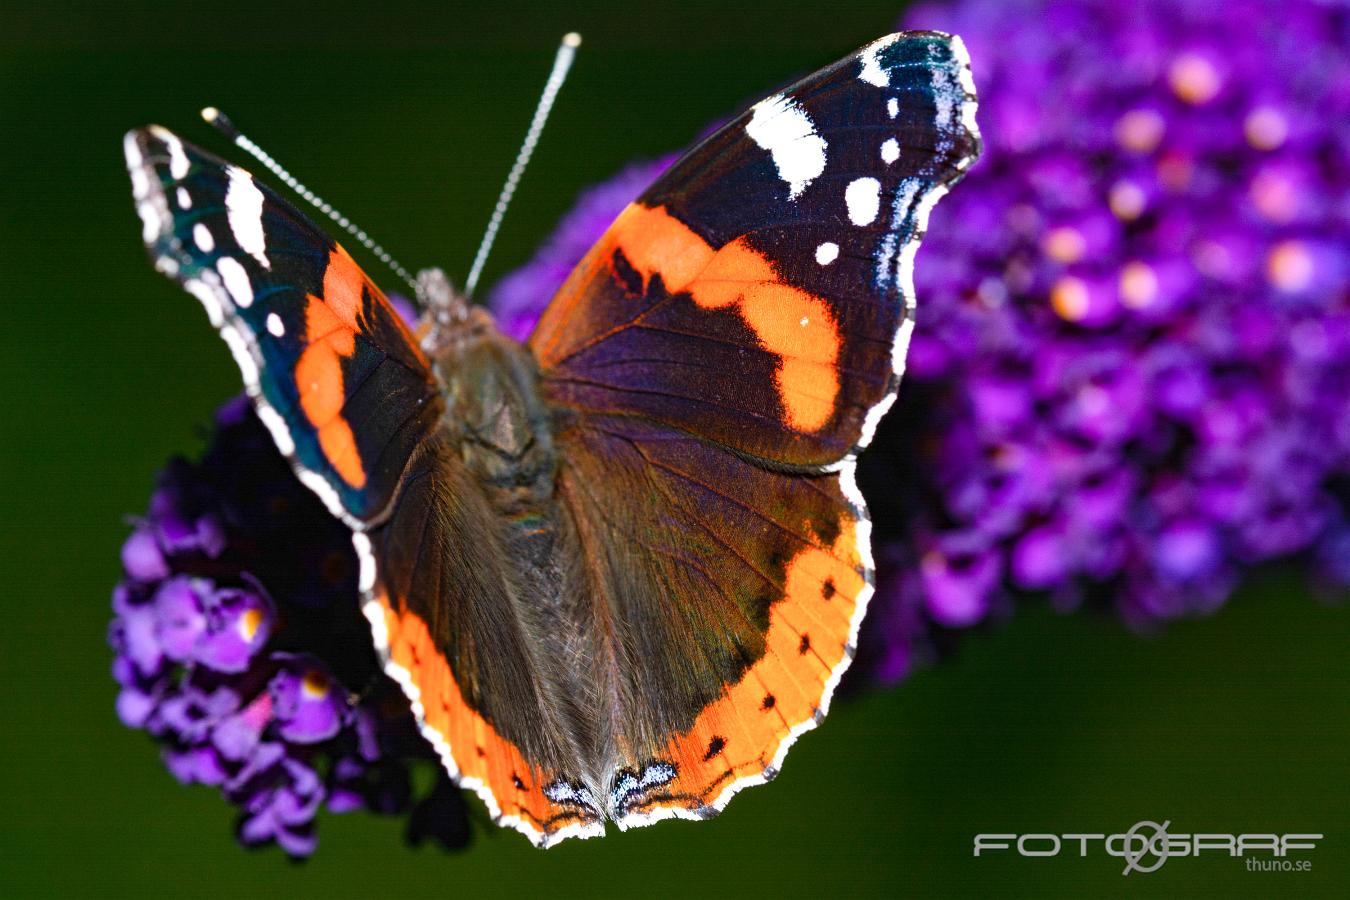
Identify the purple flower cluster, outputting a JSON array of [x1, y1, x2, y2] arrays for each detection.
[[488, 0, 1350, 681], [869, 0, 1350, 676], [110, 398, 469, 857]]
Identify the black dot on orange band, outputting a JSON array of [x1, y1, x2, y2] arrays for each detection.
[[822, 578, 836, 599], [476, 746, 486, 757], [610, 248, 644, 295], [798, 634, 811, 654], [704, 736, 727, 761], [761, 694, 776, 710], [512, 773, 526, 790], [750, 593, 773, 630]]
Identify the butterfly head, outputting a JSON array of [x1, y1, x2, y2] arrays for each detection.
[[415, 266, 482, 355], [417, 267, 467, 319]]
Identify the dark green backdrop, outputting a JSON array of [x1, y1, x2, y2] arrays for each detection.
[[1, 1, 1345, 896]]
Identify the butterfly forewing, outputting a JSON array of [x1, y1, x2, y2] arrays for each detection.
[[532, 31, 980, 467], [125, 126, 440, 526]]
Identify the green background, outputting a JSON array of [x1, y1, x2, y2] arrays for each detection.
[[1, 1, 1346, 896]]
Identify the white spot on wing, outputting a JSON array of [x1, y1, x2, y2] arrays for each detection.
[[881, 138, 900, 164], [745, 94, 827, 200], [150, 125, 190, 179], [176, 187, 192, 209], [859, 33, 900, 87], [815, 241, 839, 265], [136, 201, 163, 243], [124, 132, 147, 196], [124, 130, 170, 246], [193, 223, 215, 253], [266, 312, 285, 337], [950, 35, 983, 149], [887, 97, 899, 118], [225, 166, 270, 268], [845, 177, 881, 226], [216, 256, 254, 307]]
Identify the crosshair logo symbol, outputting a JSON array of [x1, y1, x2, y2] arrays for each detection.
[[1121, 819, 1172, 875]]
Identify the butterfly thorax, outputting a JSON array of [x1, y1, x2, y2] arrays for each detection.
[[429, 308, 557, 516]]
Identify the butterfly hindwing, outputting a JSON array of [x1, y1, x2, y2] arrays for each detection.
[[552, 415, 869, 825], [125, 126, 440, 526], [533, 31, 981, 821]]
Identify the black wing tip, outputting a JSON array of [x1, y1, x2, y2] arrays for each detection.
[[881, 30, 983, 178], [123, 125, 201, 277], [122, 127, 152, 170], [123, 124, 183, 161]]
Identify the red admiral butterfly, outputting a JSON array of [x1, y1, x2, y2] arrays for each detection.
[[124, 31, 980, 846]]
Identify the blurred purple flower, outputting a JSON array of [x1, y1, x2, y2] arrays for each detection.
[[874, 0, 1350, 659], [235, 753, 324, 857], [486, 0, 1350, 681], [110, 400, 470, 858]]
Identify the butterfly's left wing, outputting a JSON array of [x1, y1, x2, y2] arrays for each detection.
[[531, 32, 981, 826], [126, 128, 603, 845]]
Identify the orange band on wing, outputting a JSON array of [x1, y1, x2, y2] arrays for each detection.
[[293, 246, 369, 489], [621, 514, 865, 822], [545, 203, 842, 433], [737, 281, 840, 433], [616, 206, 842, 433], [318, 244, 366, 328]]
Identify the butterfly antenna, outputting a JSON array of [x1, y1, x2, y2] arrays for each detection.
[[200, 106, 422, 298], [462, 32, 581, 300]]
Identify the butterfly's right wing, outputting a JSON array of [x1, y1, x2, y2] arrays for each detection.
[[529, 32, 980, 825]]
